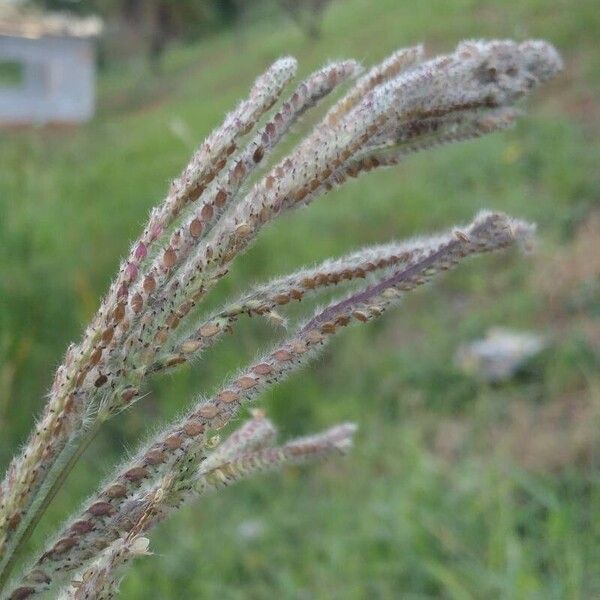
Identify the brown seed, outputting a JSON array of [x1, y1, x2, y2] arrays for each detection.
[[183, 420, 205, 437], [273, 349, 292, 362], [105, 484, 127, 498], [305, 330, 324, 344], [235, 223, 252, 238], [222, 248, 236, 263], [163, 247, 177, 269], [215, 189, 227, 207], [10, 587, 36, 600], [122, 388, 138, 405], [320, 322, 336, 334], [233, 161, 246, 180], [63, 394, 75, 413], [252, 363, 272, 376], [190, 182, 205, 200], [202, 205, 215, 225], [301, 277, 316, 289], [352, 310, 369, 322], [166, 356, 186, 368], [70, 520, 95, 534], [189, 218, 203, 238], [164, 434, 184, 449], [335, 315, 351, 327], [265, 175, 275, 190], [290, 288, 303, 300], [274, 293, 290, 305], [454, 229, 471, 243], [295, 188, 309, 203], [253, 146, 265, 163], [113, 302, 126, 323], [177, 300, 194, 319], [199, 324, 220, 337], [265, 122, 276, 137], [154, 329, 169, 344], [166, 314, 180, 329], [143, 275, 156, 294], [123, 467, 149, 482], [236, 376, 257, 390], [29, 570, 51, 585], [88, 502, 115, 517], [217, 390, 239, 403], [180, 340, 202, 354], [94, 374, 108, 388], [131, 293, 144, 314], [7, 512, 21, 530], [101, 327, 114, 344], [144, 449, 166, 465], [259, 206, 270, 223], [290, 340, 308, 354], [90, 348, 102, 366], [198, 404, 219, 419]]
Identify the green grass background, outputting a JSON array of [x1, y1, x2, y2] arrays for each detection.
[[1, 0, 599, 597]]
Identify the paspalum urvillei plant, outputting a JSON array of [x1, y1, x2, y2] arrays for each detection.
[[0, 39, 561, 599]]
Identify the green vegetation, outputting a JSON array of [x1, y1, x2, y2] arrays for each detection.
[[1, 0, 599, 597], [0, 62, 23, 87]]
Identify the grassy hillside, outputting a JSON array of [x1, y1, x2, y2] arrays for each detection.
[[1, 0, 599, 597]]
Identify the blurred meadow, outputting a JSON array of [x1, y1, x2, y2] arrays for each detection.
[[1, 0, 599, 597]]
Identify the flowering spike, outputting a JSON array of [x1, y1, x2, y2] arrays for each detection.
[[1, 40, 559, 598], [11, 211, 532, 597]]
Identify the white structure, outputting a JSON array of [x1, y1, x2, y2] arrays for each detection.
[[0, 9, 102, 125]]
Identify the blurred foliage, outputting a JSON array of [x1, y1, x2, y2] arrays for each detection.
[[1, 0, 600, 597]]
